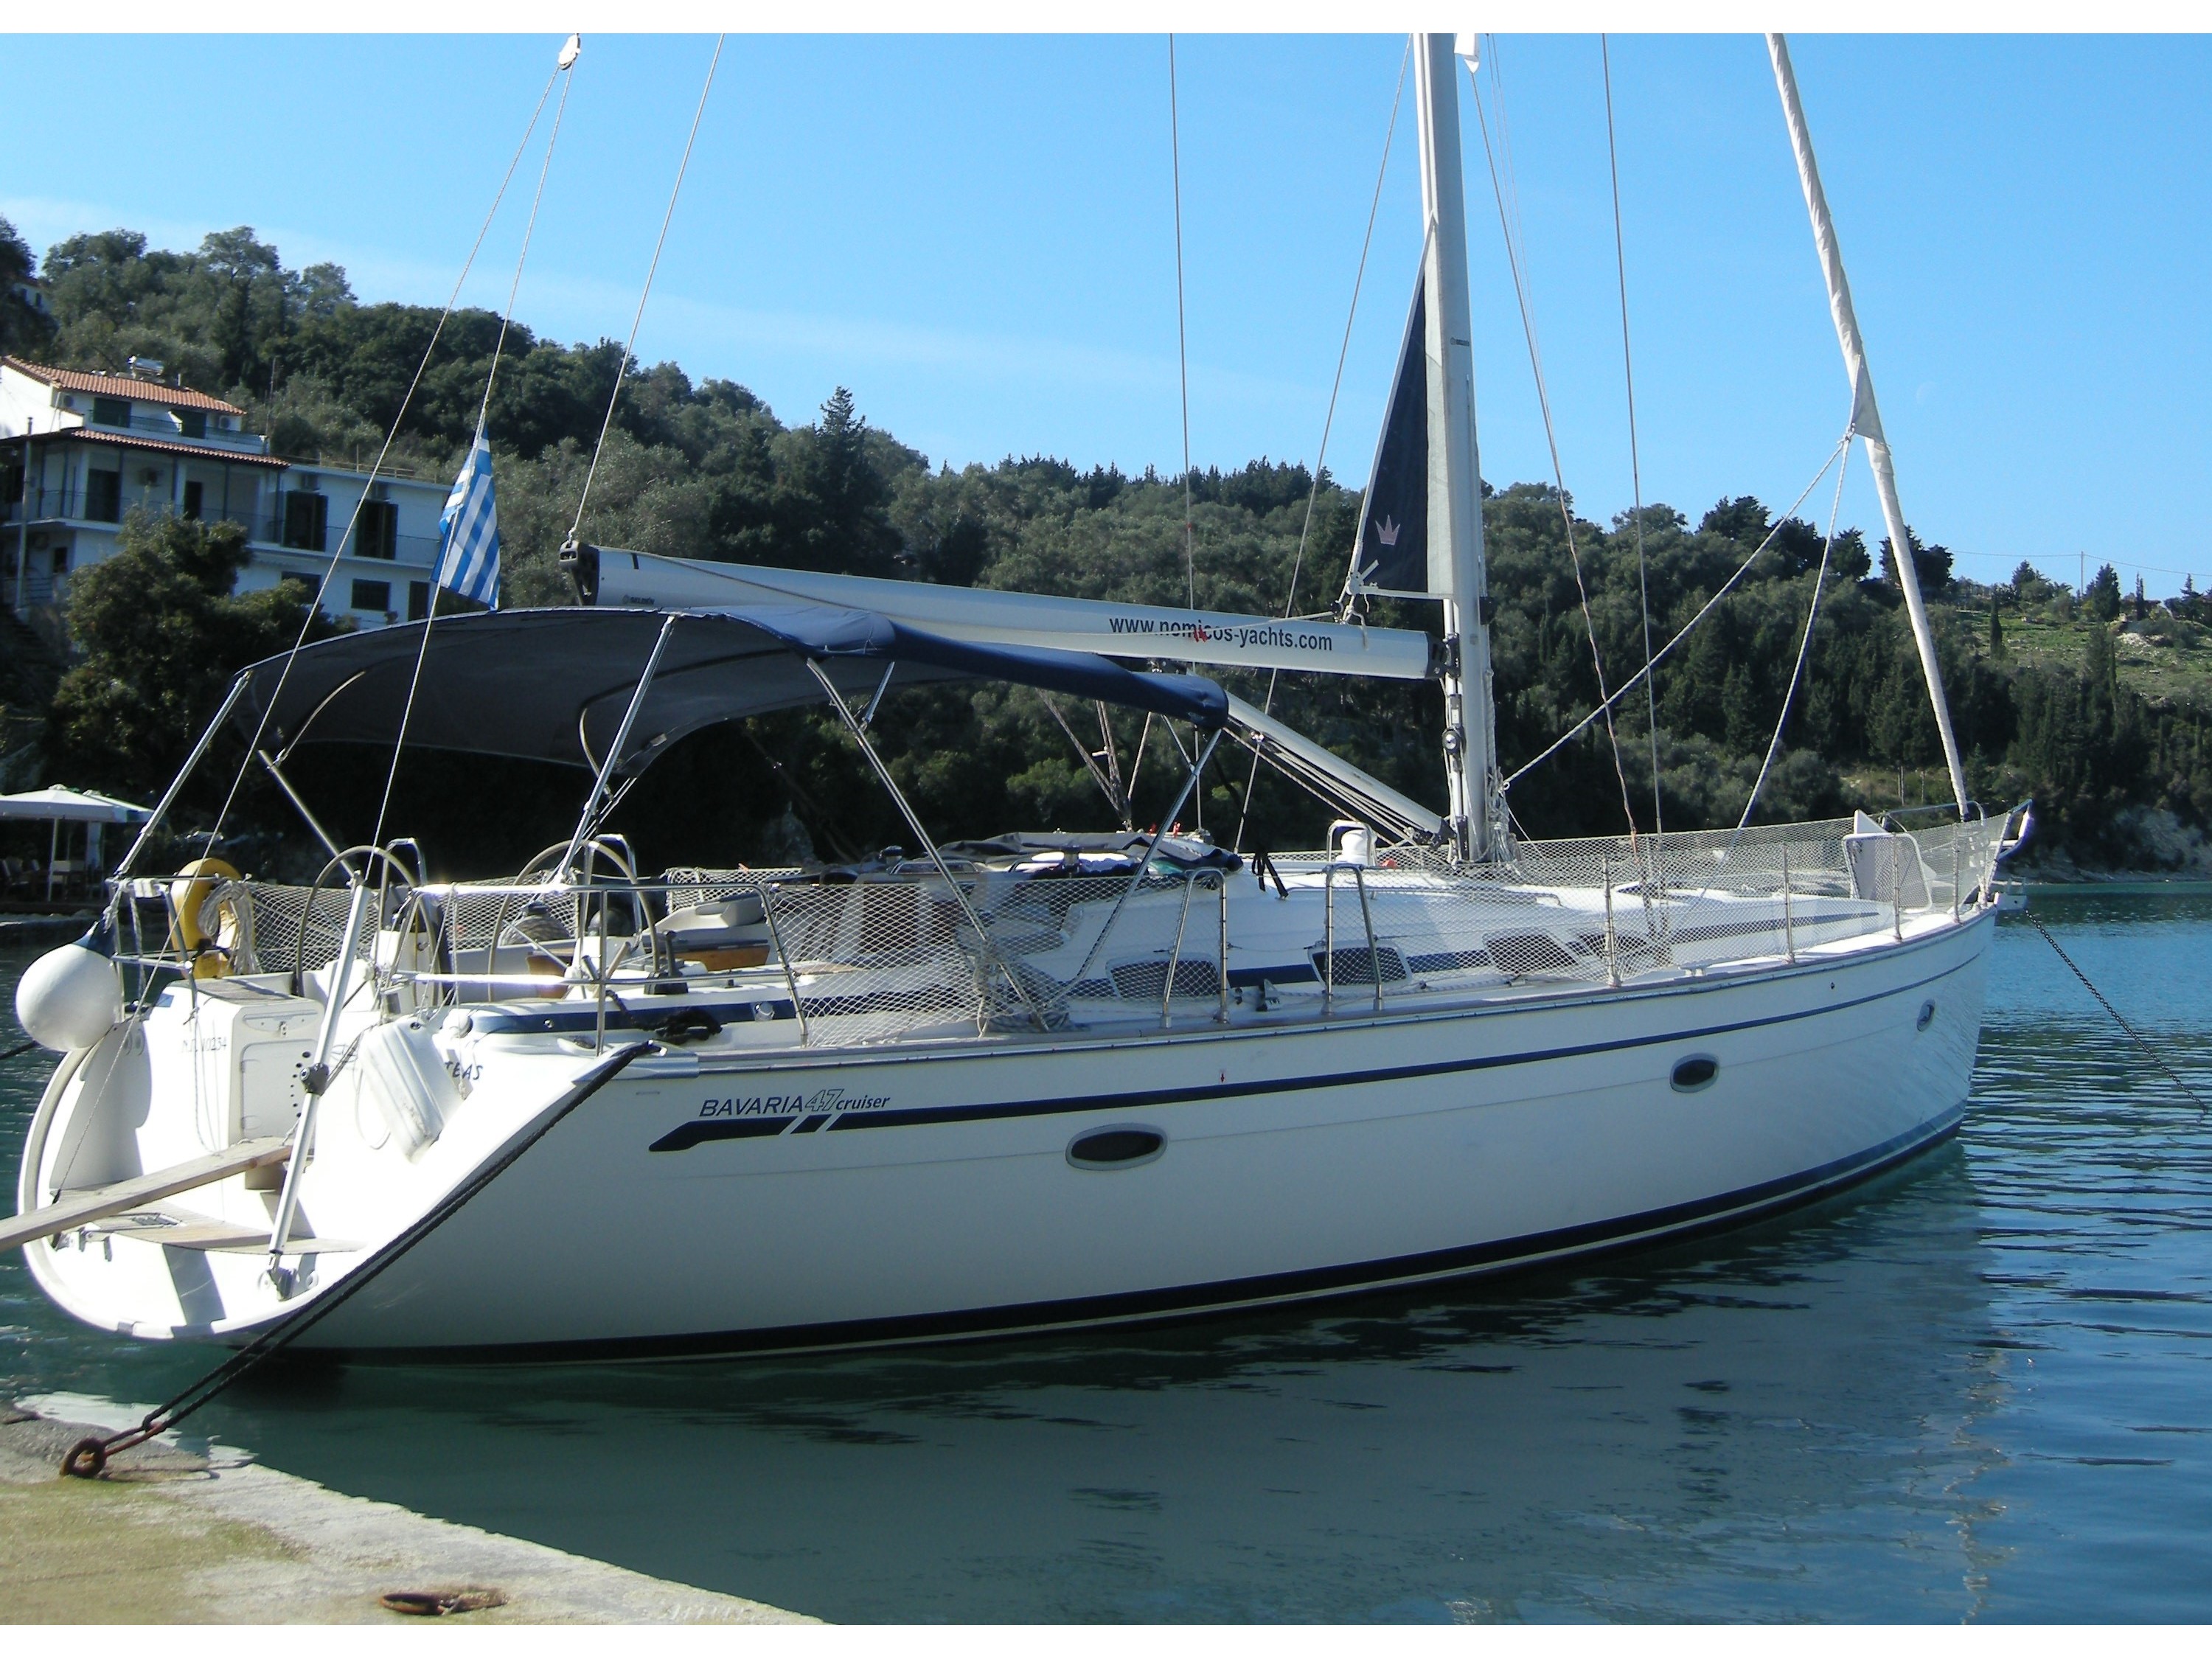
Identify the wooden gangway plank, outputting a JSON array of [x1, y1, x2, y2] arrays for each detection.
[[1, 1138, 292, 1252]]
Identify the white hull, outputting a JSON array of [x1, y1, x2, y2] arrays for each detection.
[[21, 904, 1992, 1358]]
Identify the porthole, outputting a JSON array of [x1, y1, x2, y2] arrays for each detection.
[[1068, 1126, 1165, 1170], [1671, 1056, 1719, 1093], [1916, 1000, 1936, 1032]]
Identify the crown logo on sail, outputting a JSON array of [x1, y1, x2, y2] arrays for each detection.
[[1374, 515, 1400, 547]]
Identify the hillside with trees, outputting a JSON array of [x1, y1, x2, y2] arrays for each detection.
[[6, 218, 2210, 877]]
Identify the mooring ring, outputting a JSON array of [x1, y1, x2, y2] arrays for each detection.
[[61, 1436, 108, 1479]]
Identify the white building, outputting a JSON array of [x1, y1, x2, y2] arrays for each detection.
[[1, 356, 450, 641]]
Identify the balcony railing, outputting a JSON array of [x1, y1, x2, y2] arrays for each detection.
[[246, 518, 442, 565], [0, 487, 441, 568], [6, 485, 273, 531], [273, 451, 436, 481], [4, 482, 120, 524], [77, 410, 267, 451]]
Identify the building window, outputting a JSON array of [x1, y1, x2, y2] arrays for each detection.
[[357, 498, 398, 560], [52, 546, 69, 576], [177, 410, 206, 439], [182, 480, 204, 521], [350, 579, 392, 614], [91, 396, 131, 429], [408, 580, 431, 622], [84, 470, 122, 522], [282, 490, 328, 552]]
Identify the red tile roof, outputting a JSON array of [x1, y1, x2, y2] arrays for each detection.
[[2, 356, 247, 417], [30, 426, 287, 469]]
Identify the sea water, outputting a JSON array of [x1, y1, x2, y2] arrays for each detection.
[[4, 888, 2208, 1622]]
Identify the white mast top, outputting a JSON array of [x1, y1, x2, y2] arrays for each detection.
[[1767, 34, 1969, 818], [1416, 32, 1501, 860]]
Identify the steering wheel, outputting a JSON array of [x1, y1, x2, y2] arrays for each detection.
[[293, 844, 419, 998], [487, 838, 665, 988]]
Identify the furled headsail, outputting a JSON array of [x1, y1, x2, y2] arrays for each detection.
[[1344, 261, 1435, 600]]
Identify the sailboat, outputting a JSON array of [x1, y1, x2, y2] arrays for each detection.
[[8, 36, 2025, 1359]]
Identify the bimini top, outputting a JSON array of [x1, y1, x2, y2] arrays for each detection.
[[231, 602, 1228, 776]]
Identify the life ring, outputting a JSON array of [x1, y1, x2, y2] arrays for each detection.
[[169, 857, 244, 979]]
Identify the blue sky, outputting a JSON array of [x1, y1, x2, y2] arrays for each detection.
[[4, 32, 2207, 596]]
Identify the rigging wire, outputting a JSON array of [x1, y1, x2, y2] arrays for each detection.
[[1735, 431, 1852, 831], [1470, 41, 1640, 839], [1166, 36, 1207, 833], [197, 56, 569, 855], [1232, 32, 1412, 854], [565, 33, 724, 551], [1503, 430, 1852, 790], [1601, 36, 1664, 841], [369, 43, 580, 856], [1168, 35, 1196, 616]]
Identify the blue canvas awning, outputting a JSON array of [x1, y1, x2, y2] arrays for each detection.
[[232, 603, 1227, 777]]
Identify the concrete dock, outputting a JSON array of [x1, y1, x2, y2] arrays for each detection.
[[0, 1401, 814, 1624]]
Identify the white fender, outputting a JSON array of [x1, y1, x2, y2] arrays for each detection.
[[14, 939, 122, 1054]]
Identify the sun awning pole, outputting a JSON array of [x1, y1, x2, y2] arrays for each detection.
[[560, 613, 678, 876], [257, 750, 348, 866], [805, 659, 1048, 1032], [1767, 33, 1969, 819], [107, 673, 251, 888]]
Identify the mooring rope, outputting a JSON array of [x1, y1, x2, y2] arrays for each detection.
[[2023, 908, 2208, 1119], [60, 1043, 650, 1479]]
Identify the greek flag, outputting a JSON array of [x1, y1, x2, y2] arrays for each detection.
[[437, 423, 501, 608]]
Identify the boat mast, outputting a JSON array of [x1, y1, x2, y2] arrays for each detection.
[[1416, 33, 1501, 861], [1767, 34, 1969, 818]]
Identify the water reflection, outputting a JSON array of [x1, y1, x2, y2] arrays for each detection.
[[133, 1152, 2009, 1623], [4, 890, 2208, 1622]]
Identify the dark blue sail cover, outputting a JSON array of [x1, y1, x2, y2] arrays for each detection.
[[233, 603, 1227, 778], [1347, 267, 1432, 598]]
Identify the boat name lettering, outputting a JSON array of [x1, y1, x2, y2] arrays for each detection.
[[696, 1086, 891, 1119]]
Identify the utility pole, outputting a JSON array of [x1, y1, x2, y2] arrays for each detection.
[[13, 421, 32, 622]]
